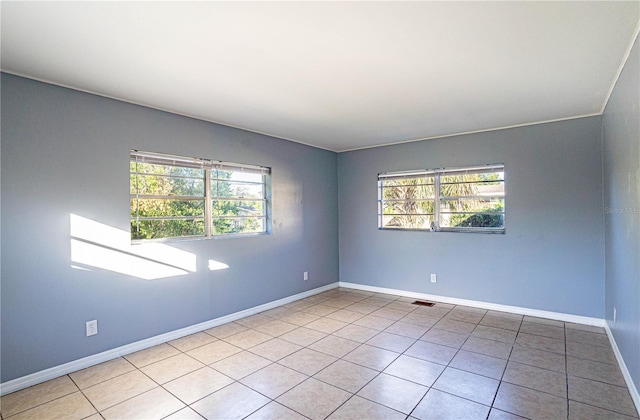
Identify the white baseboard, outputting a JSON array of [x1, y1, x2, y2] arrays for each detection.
[[0, 282, 339, 396], [605, 322, 640, 416], [5, 279, 636, 414], [339, 282, 605, 326]]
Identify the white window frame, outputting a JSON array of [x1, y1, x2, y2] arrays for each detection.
[[130, 150, 271, 242], [378, 164, 505, 233]]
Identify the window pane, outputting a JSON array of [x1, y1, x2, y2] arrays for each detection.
[[381, 214, 433, 229], [213, 169, 263, 184], [130, 199, 205, 218], [131, 173, 173, 195], [131, 174, 204, 197], [379, 176, 434, 230], [211, 168, 267, 236], [439, 197, 504, 213], [382, 200, 434, 215], [131, 218, 206, 240], [382, 176, 434, 187], [232, 171, 264, 183], [382, 177, 435, 200], [212, 217, 265, 235], [169, 176, 205, 196], [440, 173, 504, 198], [441, 213, 505, 229], [131, 162, 204, 178], [213, 200, 264, 216], [440, 171, 504, 183], [213, 181, 264, 199]]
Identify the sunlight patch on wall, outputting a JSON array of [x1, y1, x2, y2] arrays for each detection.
[[70, 214, 197, 280], [208, 259, 230, 271]]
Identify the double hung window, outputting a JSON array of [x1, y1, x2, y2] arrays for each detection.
[[130, 150, 270, 241], [378, 164, 505, 233]]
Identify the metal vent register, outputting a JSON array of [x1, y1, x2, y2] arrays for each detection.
[[412, 300, 435, 307]]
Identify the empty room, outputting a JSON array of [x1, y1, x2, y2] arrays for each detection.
[[1, 2, 639, 419]]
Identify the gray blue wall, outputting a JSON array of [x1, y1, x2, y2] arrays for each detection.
[[602, 33, 640, 395], [0, 74, 339, 382], [338, 117, 605, 317], [3, 62, 637, 391]]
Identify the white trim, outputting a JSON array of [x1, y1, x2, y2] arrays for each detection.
[[339, 282, 605, 327], [601, 23, 640, 114], [0, 283, 339, 396], [337, 114, 602, 153], [605, 322, 640, 415]]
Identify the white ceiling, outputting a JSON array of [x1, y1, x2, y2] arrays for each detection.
[[2, 2, 639, 152]]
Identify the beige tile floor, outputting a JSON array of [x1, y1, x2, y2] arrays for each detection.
[[2, 287, 639, 420]]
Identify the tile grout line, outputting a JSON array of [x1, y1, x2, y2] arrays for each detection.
[[484, 310, 518, 419], [67, 374, 102, 420], [1, 377, 84, 420]]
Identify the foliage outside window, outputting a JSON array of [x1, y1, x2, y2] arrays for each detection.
[[378, 164, 505, 233], [130, 151, 270, 241]]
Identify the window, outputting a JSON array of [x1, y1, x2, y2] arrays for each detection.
[[378, 164, 505, 233], [130, 150, 270, 241]]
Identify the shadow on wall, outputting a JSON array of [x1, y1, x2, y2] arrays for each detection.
[[69, 214, 228, 280]]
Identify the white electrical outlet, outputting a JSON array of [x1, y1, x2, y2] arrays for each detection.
[[430, 273, 437, 283], [303, 271, 309, 281], [86, 320, 98, 337], [613, 307, 617, 324]]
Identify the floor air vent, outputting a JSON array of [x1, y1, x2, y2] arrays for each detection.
[[412, 300, 435, 307]]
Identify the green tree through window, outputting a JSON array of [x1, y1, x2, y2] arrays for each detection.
[[130, 151, 270, 241], [378, 165, 505, 233]]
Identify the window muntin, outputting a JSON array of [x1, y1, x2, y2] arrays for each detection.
[[378, 165, 505, 233], [130, 151, 270, 241]]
